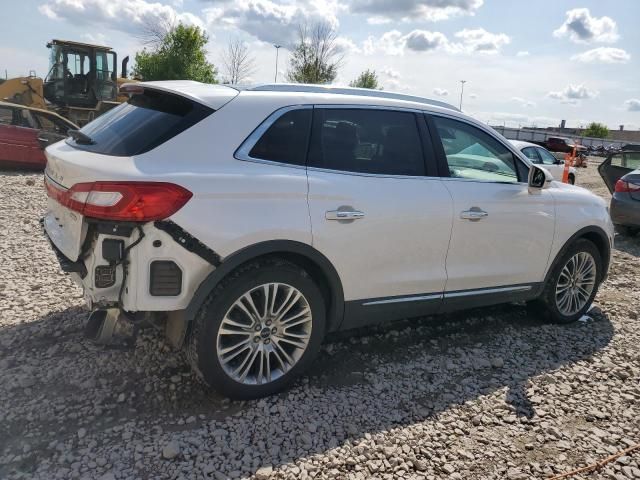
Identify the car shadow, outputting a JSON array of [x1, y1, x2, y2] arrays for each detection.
[[0, 302, 614, 478], [614, 233, 640, 257]]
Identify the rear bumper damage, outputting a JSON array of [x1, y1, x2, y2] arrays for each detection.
[[43, 217, 218, 313]]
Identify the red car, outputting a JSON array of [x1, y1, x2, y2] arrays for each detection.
[[0, 101, 77, 169]]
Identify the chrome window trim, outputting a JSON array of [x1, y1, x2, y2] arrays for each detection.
[[235, 103, 440, 179], [234, 104, 312, 168]]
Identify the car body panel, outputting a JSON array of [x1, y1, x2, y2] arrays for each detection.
[[441, 179, 556, 290]]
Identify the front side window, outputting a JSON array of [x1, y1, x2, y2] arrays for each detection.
[[307, 108, 425, 176], [248, 109, 311, 166], [521, 147, 540, 163], [432, 116, 520, 183], [537, 147, 558, 165]]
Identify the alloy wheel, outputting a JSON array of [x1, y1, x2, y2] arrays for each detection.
[[555, 251, 596, 316], [216, 282, 313, 385]]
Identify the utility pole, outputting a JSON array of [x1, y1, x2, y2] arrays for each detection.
[[459, 80, 467, 110], [273, 45, 281, 83]]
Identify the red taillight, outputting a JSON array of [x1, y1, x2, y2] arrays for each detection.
[[46, 179, 192, 221], [614, 179, 640, 193]]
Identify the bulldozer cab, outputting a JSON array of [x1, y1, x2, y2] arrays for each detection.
[[44, 40, 118, 109]]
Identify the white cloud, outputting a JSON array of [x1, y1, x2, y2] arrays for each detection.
[[203, 0, 340, 46], [554, 8, 618, 44], [364, 27, 509, 56], [404, 30, 448, 52], [39, 0, 206, 33], [350, 0, 483, 22], [511, 96, 536, 108], [452, 28, 510, 54], [516, 50, 529, 57], [625, 99, 640, 112], [366, 16, 391, 25], [548, 83, 598, 103], [571, 47, 630, 64], [469, 93, 477, 99], [433, 88, 448, 96], [380, 67, 400, 79], [334, 36, 361, 54]]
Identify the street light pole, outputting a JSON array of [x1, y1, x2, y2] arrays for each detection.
[[459, 80, 467, 110], [273, 44, 281, 83]]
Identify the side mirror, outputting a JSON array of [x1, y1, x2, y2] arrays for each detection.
[[528, 165, 552, 189]]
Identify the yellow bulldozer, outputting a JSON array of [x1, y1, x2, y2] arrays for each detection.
[[0, 39, 132, 126]]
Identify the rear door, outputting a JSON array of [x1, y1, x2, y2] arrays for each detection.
[[306, 106, 453, 328], [598, 151, 640, 192], [429, 114, 555, 303]]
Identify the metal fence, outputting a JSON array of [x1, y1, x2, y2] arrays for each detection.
[[490, 126, 629, 148]]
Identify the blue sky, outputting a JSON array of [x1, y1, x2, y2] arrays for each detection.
[[3, 0, 640, 129]]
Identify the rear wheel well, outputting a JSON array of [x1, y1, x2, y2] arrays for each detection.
[[188, 248, 342, 332], [241, 253, 335, 328]]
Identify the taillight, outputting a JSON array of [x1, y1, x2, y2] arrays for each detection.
[[614, 179, 640, 193], [46, 179, 192, 221]]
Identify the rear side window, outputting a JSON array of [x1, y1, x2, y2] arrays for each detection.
[[66, 89, 213, 156], [248, 109, 311, 166], [307, 108, 425, 176]]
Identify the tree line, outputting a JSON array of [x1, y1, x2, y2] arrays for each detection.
[[132, 20, 379, 89]]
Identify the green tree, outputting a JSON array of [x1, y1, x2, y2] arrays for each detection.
[[584, 122, 609, 138], [287, 22, 342, 84], [349, 69, 380, 89], [133, 24, 217, 83]]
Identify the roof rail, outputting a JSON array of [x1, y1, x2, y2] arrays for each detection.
[[248, 84, 460, 111]]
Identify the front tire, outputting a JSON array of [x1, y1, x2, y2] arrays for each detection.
[[187, 259, 326, 400], [568, 173, 575, 185], [530, 239, 601, 324]]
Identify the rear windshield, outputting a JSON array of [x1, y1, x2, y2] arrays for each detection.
[[66, 89, 213, 156]]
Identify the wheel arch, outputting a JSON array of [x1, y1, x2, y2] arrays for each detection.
[[544, 226, 611, 285], [185, 240, 345, 332]]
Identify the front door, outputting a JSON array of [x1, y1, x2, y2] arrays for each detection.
[[598, 151, 640, 193], [306, 107, 453, 328], [429, 115, 555, 301]]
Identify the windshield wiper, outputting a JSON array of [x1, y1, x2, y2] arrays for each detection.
[[68, 129, 95, 145]]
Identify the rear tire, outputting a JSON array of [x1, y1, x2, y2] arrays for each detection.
[[186, 259, 326, 400], [529, 239, 601, 324]]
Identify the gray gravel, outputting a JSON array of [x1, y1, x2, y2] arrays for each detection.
[[1, 164, 639, 480]]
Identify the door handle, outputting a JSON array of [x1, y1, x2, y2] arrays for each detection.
[[326, 209, 365, 221], [460, 208, 488, 221], [37, 137, 50, 143]]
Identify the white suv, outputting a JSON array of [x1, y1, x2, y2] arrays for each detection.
[[43, 81, 613, 399]]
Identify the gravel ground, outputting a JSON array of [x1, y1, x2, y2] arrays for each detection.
[[1, 162, 639, 480]]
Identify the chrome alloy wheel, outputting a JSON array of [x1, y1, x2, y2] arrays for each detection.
[[555, 251, 597, 316], [216, 283, 313, 385]]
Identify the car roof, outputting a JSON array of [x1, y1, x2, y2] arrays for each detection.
[[134, 81, 462, 115], [0, 100, 78, 128], [246, 84, 460, 111], [509, 140, 539, 150]]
